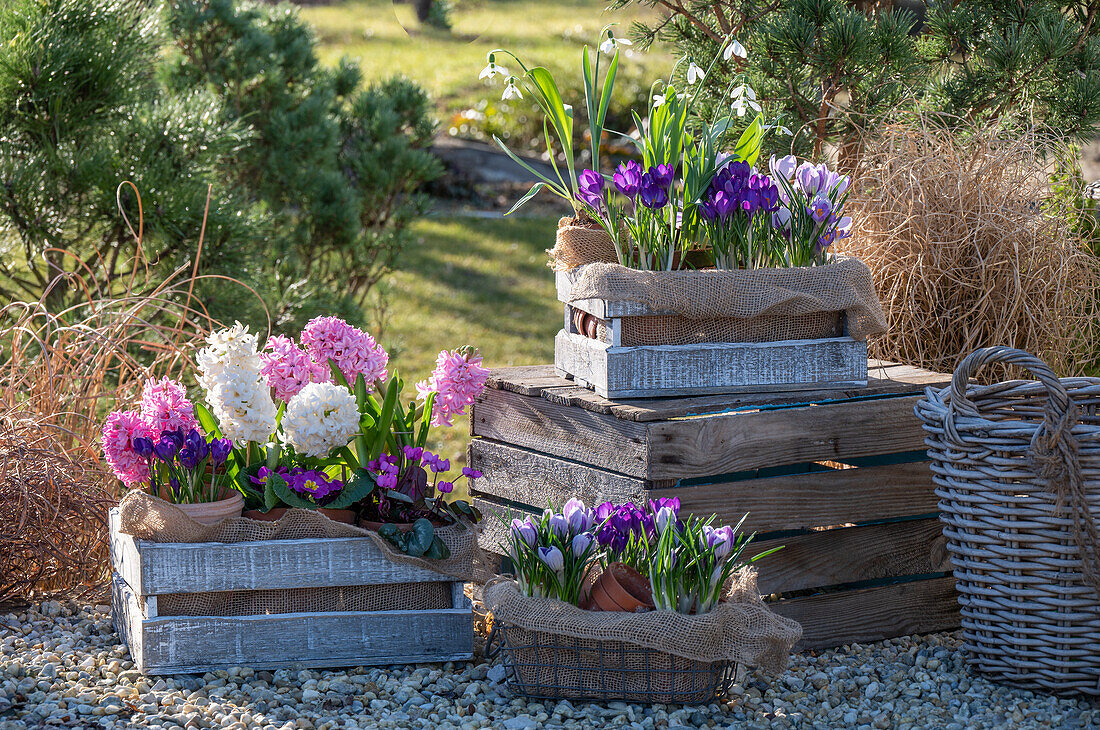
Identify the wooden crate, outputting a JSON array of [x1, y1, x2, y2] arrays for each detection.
[[109, 509, 473, 674], [555, 269, 868, 398], [469, 362, 960, 651]]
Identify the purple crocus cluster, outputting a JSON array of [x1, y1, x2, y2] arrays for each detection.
[[769, 155, 853, 252], [577, 161, 677, 212], [698, 161, 780, 222], [594, 497, 680, 555], [133, 427, 232, 500]]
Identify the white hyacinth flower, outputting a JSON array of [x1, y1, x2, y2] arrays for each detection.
[[196, 323, 277, 445], [686, 62, 705, 85], [281, 382, 360, 458], [723, 38, 748, 60], [501, 78, 522, 100]]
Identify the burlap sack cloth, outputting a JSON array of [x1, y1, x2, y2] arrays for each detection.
[[117, 491, 497, 617], [549, 217, 888, 346], [484, 569, 801, 701]]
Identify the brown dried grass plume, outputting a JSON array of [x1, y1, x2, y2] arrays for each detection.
[[840, 118, 1100, 380]]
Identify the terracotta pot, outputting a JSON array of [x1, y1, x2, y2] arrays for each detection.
[[175, 490, 244, 526], [243, 507, 288, 522], [572, 308, 600, 340], [318, 508, 356, 524], [358, 517, 447, 532], [590, 562, 654, 612]]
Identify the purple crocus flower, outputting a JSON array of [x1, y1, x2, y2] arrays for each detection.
[[711, 191, 737, 219], [154, 435, 180, 462], [562, 498, 592, 533], [637, 173, 669, 209], [538, 546, 564, 572], [649, 497, 681, 516], [698, 198, 717, 221], [571, 532, 594, 558], [577, 169, 604, 208], [654, 505, 677, 534], [772, 207, 792, 232], [769, 154, 797, 181], [177, 446, 204, 470], [649, 163, 675, 191], [210, 438, 232, 466], [612, 160, 644, 199], [796, 162, 825, 195], [809, 196, 833, 223], [546, 510, 569, 540], [758, 180, 780, 212], [511, 518, 538, 547], [132, 436, 155, 458]]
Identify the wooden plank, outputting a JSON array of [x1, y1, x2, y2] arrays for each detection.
[[654, 461, 938, 533], [471, 387, 649, 477], [473, 496, 522, 555], [555, 329, 868, 399], [118, 533, 456, 595], [112, 573, 145, 670], [645, 395, 931, 480], [752, 519, 950, 595], [469, 440, 649, 507], [109, 508, 146, 598], [485, 365, 564, 397], [771, 576, 960, 651], [135, 608, 473, 674]]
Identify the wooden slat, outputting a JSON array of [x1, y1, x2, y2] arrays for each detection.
[[484, 365, 565, 397], [472, 388, 649, 477], [469, 439, 650, 507], [555, 329, 868, 399], [130, 608, 473, 674], [472, 496, 521, 555], [771, 576, 960, 651], [752, 519, 950, 595], [655, 461, 938, 533], [645, 395, 931, 480], [109, 509, 145, 598]]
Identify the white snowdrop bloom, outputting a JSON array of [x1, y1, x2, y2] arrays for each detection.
[[282, 382, 360, 458], [686, 62, 705, 85], [730, 85, 757, 101], [501, 79, 523, 100], [778, 125, 793, 136], [196, 323, 277, 445], [479, 60, 508, 80], [724, 38, 748, 60], [653, 93, 666, 108], [600, 33, 632, 55]]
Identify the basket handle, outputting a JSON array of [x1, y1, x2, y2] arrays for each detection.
[[947, 346, 1100, 598], [948, 346, 1072, 420]]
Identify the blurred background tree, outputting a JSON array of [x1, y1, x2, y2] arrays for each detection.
[[0, 0, 441, 330], [613, 0, 1100, 168]]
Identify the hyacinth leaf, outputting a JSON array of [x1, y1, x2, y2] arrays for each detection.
[[405, 518, 435, 557], [732, 115, 764, 166], [369, 378, 400, 461], [416, 391, 435, 448], [270, 473, 314, 510], [325, 468, 375, 510], [425, 536, 450, 560], [194, 402, 222, 438], [338, 446, 360, 471], [354, 373, 369, 411]]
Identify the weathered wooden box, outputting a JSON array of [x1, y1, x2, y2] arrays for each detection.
[[469, 362, 959, 651], [555, 268, 868, 398], [109, 509, 473, 674]]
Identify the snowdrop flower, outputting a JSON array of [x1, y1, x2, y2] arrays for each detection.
[[501, 77, 522, 100], [479, 54, 508, 80], [600, 31, 632, 55], [778, 125, 793, 137], [652, 93, 666, 108], [686, 62, 705, 85], [281, 382, 360, 457], [723, 38, 747, 60], [730, 85, 761, 116]]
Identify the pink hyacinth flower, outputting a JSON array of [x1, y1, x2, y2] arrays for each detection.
[[416, 348, 490, 428], [102, 410, 156, 487], [259, 335, 328, 401], [300, 316, 389, 385], [139, 377, 198, 435]]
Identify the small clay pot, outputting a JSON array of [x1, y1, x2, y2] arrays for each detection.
[[572, 308, 600, 340], [318, 508, 356, 524], [590, 562, 654, 612], [175, 490, 244, 526], [243, 507, 288, 522]]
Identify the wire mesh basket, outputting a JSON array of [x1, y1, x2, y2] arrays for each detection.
[[915, 347, 1100, 695], [486, 622, 738, 704]]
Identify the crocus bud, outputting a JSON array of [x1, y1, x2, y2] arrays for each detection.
[[571, 532, 594, 559], [132, 437, 154, 458], [655, 505, 676, 535], [511, 518, 537, 548], [547, 511, 569, 540], [562, 498, 592, 534], [154, 436, 179, 462], [538, 546, 564, 572], [210, 438, 232, 466]]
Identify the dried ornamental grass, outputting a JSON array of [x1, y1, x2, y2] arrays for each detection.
[[839, 120, 1100, 381], [0, 184, 262, 605]]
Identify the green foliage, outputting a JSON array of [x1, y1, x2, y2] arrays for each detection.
[[615, 0, 1100, 164], [0, 0, 441, 331]]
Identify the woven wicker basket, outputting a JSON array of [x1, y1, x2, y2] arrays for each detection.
[[485, 623, 736, 704], [915, 347, 1100, 695]]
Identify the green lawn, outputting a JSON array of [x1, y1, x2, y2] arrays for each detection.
[[371, 215, 561, 490], [301, 0, 669, 115]]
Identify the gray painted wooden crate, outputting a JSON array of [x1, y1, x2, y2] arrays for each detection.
[[109, 509, 473, 674], [469, 363, 961, 651], [555, 268, 868, 398]]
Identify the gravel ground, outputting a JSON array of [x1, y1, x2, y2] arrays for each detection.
[[2, 600, 1098, 730]]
